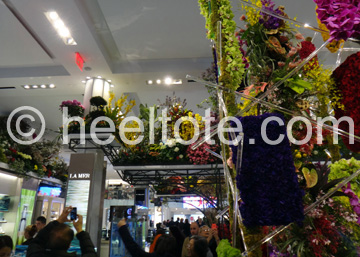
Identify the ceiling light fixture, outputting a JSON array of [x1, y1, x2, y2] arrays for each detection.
[[45, 11, 77, 45], [164, 77, 172, 85], [21, 84, 56, 90], [147, 78, 183, 85]]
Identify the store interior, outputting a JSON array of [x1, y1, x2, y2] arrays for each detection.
[[1, 0, 360, 257]]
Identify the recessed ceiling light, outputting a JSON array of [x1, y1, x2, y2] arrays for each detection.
[[156, 79, 161, 84], [164, 77, 172, 85], [147, 80, 153, 85], [97, 76, 102, 79], [40, 84, 46, 88], [82, 80, 86, 83], [110, 84, 114, 88], [107, 80, 112, 82], [32, 85, 38, 89], [49, 84, 55, 88], [24, 85, 30, 89], [86, 76, 91, 79]]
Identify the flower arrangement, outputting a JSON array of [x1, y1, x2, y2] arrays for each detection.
[[0, 131, 68, 181], [331, 51, 360, 152], [230, 113, 304, 227], [59, 100, 85, 117], [187, 140, 220, 165], [314, 0, 360, 41]]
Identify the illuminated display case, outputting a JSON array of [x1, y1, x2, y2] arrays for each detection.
[[34, 195, 65, 222]]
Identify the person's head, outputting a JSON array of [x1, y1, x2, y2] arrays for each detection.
[[46, 223, 74, 250], [35, 216, 47, 231], [24, 224, 37, 240], [189, 235, 208, 257], [169, 226, 185, 243], [185, 219, 189, 224], [190, 222, 200, 236], [154, 234, 177, 257], [0, 235, 13, 257], [199, 225, 211, 238], [156, 228, 165, 236]]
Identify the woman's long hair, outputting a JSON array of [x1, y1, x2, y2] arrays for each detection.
[[154, 234, 177, 257]]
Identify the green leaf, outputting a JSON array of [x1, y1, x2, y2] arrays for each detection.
[[287, 78, 313, 94]]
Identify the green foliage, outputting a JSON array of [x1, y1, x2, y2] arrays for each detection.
[[216, 239, 242, 257], [329, 158, 360, 196]]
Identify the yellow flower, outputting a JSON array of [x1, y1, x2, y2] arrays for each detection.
[[34, 165, 38, 171]]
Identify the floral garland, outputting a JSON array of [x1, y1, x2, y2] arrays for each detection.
[[314, 0, 360, 41], [331, 51, 360, 152], [230, 113, 304, 227]]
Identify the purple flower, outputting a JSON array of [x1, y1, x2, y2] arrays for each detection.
[[229, 113, 304, 227], [315, 0, 360, 41]]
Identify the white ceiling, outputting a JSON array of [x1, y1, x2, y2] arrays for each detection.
[[0, 0, 345, 180]]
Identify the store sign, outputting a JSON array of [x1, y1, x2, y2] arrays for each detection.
[[69, 173, 91, 179], [66, 153, 95, 231]]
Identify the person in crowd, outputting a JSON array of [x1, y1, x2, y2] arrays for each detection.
[[188, 235, 210, 257], [22, 224, 37, 245], [27, 206, 97, 257], [0, 235, 13, 257], [178, 218, 184, 232], [196, 217, 205, 227], [169, 217, 175, 227], [198, 225, 219, 257], [175, 218, 180, 227], [149, 228, 165, 253], [183, 219, 190, 237], [118, 218, 177, 257], [169, 226, 185, 257], [35, 216, 47, 235], [181, 222, 200, 257]]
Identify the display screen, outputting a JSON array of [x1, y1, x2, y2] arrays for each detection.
[[182, 196, 216, 209], [37, 186, 62, 197]]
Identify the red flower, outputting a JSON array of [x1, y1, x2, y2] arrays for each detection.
[[332, 51, 360, 152]]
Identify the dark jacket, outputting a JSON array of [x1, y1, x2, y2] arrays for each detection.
[[26, 221, 97, 257], [118, 225, 174, 257]]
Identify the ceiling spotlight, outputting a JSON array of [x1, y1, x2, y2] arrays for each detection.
[[107, 79, 112, 83], [86, 76, 91, 79], [81, 80, 86, 83], [110, 84, 114, 88], [32, 85, 38, 89], [147, 80, 153, 85], [164, 77, 172, 85], [156, 79, 161, 84], [24, 85, 30, 89], [49, 84, 55, 88], [97, 76, 102, 79], [40, 84, 46, 88]]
